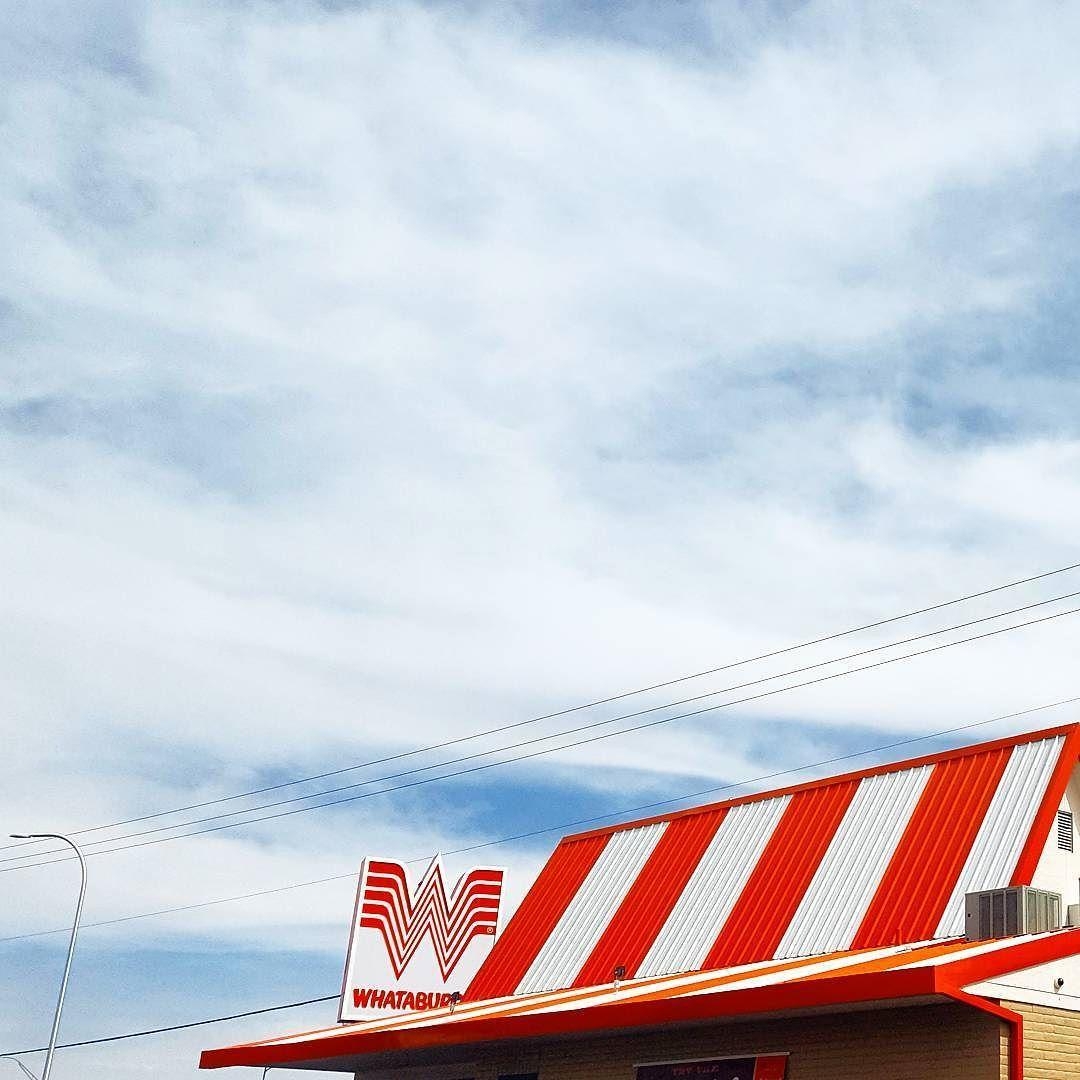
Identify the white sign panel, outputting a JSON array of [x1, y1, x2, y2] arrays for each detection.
[[338, 855, 505, 1021]]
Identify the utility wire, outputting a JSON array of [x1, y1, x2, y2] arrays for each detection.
[[0, 995, 338, 1057], [12, 586, 1079, 863], [2, 692, 1077, 947], [7, 601, 1080, 874], [11, 584, 1078, 862], [5, 559, 1078, 859]]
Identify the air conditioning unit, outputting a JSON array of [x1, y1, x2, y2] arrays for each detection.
[[965, 886, 1062, 942]]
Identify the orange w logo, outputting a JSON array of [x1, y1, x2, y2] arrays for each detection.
[[359, 858, 504, 980]]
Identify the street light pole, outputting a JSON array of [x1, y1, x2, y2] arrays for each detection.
[[9, 834, 87, 1080], [0, 1056, 40, 1080]]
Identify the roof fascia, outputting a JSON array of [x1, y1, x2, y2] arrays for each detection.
[[1011, 725, 1080, 885], [935, 929, 1080, 988], [199, 968, 939, 1070]]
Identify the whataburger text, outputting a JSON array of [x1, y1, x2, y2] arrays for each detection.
[[339, 855, 505, 1021]]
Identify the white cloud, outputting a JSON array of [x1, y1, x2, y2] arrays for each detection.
[[4, 1, 1080, 1075]]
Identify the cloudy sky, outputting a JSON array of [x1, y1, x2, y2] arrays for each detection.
[[4, 0, 1080, 1076]]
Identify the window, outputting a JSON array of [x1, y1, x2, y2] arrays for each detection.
[[1057, 809, 1074, 852]]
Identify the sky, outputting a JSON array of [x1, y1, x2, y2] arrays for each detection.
[[4, 0, 1080, 1077]]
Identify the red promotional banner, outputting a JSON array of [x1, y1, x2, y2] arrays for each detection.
[[637, 1056, 788, 1080]]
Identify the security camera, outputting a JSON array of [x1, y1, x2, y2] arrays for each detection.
[[1053, 977, 1065, 992]]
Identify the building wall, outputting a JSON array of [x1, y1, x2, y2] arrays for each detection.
[[361, 1004, 1008, 1080], [1006, 1000, 1080, 1079], [1030, 767, 1080, 912]]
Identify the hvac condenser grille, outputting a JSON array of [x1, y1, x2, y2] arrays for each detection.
[[1057, 809, 1074, 852]]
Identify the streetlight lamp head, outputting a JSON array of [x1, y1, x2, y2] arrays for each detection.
[[10, 834, 33, 839]]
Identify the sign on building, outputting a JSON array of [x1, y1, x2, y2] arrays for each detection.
[[637, 1058, 788, 1080], [338, 855, 505, 1022], [635, 1054, 790, 1080]]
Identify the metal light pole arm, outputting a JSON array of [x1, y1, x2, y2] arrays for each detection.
[[8, 833, 87, 1080], [0, 1056, 40, 1080]]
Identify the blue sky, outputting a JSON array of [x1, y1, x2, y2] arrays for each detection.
[[4, 1, 1080, 1077]]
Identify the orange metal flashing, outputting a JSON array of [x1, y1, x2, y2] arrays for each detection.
[[1011, 723, 1080, 885], [945, 989, 1024, 1080], [200, 930, 1080, 1072]]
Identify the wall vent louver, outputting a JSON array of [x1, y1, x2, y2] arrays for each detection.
[[964, 886, 1062, 942], [1057, 809, 1075, 852]]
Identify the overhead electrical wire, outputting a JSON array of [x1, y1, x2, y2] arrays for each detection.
[[5, 558, 1079, 860], [3, 692, 1078, 948], [12, 588, 1079, 863], [6, 568, 1080, 1062], [0, 995, 339, 1058], [6, 598, 1080, 874]]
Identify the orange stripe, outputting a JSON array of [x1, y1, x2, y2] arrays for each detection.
[[851, 745, 1012, 949], [467, 967, 715, 1021], [466, 833, 607, 1000], [794, 939, 968, 981], [624, 948, 869, 1004], [702, 780, 859, 969], [572, 807, 727, 987]]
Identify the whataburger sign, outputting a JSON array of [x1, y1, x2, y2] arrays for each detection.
[[339, 856, 505, 1021]]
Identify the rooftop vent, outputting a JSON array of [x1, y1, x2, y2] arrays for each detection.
[[1057, 810, 1075, 852], [965, 886, 1061, 942]]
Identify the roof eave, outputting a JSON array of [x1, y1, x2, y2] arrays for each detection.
[[199, 967, 941, 1071]]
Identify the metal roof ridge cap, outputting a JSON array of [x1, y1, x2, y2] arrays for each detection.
[[563, 722, 1080, 843]]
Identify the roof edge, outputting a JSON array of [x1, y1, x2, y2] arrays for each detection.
[[564, 722, 1080, 843], [1011, 724, 1080, 885], [199, 968, 940, 1070], [198, 930, 1080, 1072]]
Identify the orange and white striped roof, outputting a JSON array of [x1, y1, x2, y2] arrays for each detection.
[[468, 724, 1080, 999]]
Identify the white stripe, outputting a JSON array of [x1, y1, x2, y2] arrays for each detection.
[[894, 932, 1062, 968], [934, 736, 1065, 938], [680, 942, 913, 996], [515, 822, 667, 995], [636, 795, 790, 978], [774, 765, 933, 959]]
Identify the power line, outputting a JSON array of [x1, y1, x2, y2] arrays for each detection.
[[0, 995, 338, 1057], [13, 586, 1079, 864], [6, 559, 1078, 859], [3, 692, 1077, 947], [5, 597, 1079, 875], [5, 698, 1080, 1062]]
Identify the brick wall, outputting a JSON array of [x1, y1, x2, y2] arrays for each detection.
[[450, 1003, 1007, 1080], [1006, 1001, 1080, 1080]]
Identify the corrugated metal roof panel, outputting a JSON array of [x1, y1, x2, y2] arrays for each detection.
[[465, 724, 1078, 997], [850, 743, 1012, 948], [774, 764, 933, 959], [934, 734, 1065, 937], [635, 794, 790, 978], [465, 833, 608, 1000], [515, 821, 667, 995], [572, 806, 727, 988], [703, 779, 859, 969]]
